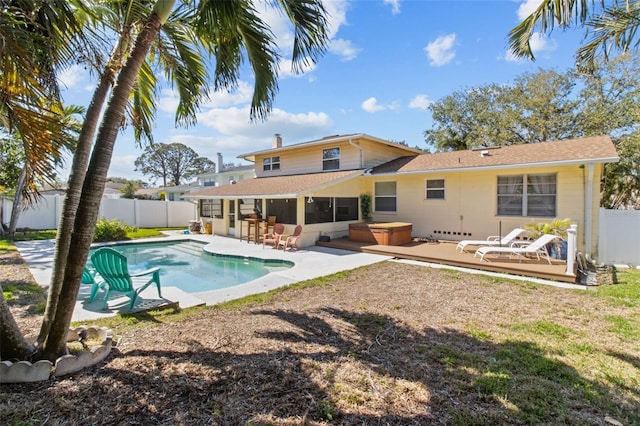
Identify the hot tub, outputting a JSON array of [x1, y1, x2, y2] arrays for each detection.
[[348, 222, 412, 246]]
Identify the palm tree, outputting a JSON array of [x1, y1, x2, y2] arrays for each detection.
[[37, 0, 212, 348], [37, 0, 329, 361], [508, 0, 640, 70], [5, 104, 85, 237], [0, 0, 94, 361]]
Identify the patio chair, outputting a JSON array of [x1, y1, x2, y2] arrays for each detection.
[[474, 233, 559, 264], [278, 224, 303, 251], [263, 223, 285, 249], [90, 247, 162, 310], [456, 228, 528, 252], [261, 215, 277, 236], [81, 267, 105, 302]]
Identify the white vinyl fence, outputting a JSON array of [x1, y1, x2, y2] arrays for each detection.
[[1, 195, 197, 230], [598, 208, 640, 266]]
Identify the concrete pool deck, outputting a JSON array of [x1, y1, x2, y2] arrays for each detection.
[[15, 233, 392, 322]]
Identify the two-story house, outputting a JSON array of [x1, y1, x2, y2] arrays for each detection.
[[187, 134, 422, 246], [186, 133, 618, 257], [195, 152, 256, 188]]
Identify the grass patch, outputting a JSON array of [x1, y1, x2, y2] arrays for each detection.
[[0, 239, 17, 251], [593, 268, 640, 307], [605, 315, 640, 341], [72, 304, 212, 333], [125, 228, 169, 239], [9, 229, 57, 241], [2, 283, 44, 301], [512, 320, 572, 340]]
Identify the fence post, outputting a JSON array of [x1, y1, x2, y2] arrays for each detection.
[[566, 224, 577, 276]]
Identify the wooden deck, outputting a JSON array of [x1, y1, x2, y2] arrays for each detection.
[[316, 237, 577, 284]]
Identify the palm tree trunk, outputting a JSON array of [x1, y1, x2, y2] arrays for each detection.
[[7, 165, 28, 237], [37, 18, 136, 346], [39, 7, 169, 360], [36, 67, 117, 347], [0, 288, 35, 360]]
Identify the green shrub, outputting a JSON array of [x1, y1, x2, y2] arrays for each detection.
[[94, 218, 137, 242]]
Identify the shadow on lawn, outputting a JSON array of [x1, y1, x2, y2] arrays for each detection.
[[2, 308, 636, 425]]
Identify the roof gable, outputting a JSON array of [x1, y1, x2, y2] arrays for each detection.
[[238, 133, 423, 162]]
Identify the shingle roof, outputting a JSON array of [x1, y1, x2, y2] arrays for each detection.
[[372, 135, 619, 175], [238, 133, 423, 160], [187, 170, 363, 199]]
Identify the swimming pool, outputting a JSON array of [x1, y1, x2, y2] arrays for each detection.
[[89, 240, 293, 294]]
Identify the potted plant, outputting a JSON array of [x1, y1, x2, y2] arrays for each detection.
[[524, 218, 572, 259], [360, 193, 372, 221]]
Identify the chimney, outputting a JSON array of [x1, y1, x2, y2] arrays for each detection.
[[273, 133, 282, 149], [216, 153, 223, 173]]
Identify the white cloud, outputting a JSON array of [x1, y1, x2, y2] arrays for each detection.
[[517, 0, 540, 21], [328, 38, 361, 61], [361, 97, 399, 113], [408, 94, 433, 110], [109, 154, 144, 180], [324, 0, 350, 40], [361, 97, 385, 113], [279, 58, 318, 78], [165, 108, 332, 161], [529, 32, 556, 55], [197, 106, 332, 138], [158, 81, 254, 114], [57, 64, 84, 90], [384, 0, 401, 15], [424, 33, 457, 67]]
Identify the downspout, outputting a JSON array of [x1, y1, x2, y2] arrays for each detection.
[[349, 138, 365, 168], [585, 163, 595, 261]]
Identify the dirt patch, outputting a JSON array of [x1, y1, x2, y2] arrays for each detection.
[[2, 251, 639, 425]]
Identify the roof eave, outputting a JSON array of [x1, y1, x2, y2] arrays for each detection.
[[372, 157, 620, 176]]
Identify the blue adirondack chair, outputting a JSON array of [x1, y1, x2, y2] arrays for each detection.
[[90, 247, 162, 310], [81, 267, 105, 302]]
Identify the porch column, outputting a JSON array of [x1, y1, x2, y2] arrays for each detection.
[[566, 224, 577, 276]]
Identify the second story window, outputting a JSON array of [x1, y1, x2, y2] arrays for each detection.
[[323, 148, 340, 170], [203, 178, 216, 187], [263, 156, 281, 171]]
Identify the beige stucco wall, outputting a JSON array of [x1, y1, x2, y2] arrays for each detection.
[[254, 137, 417, 178], [363, 163, 604, 255]]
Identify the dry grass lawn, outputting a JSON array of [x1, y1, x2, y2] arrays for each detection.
[[2, 248, 640, 425]]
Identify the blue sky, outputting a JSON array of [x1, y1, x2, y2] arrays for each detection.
[[58, 0, 586, 184]]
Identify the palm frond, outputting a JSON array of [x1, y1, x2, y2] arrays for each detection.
[[577, 2, 640, 70], [275, 0, 329, 73], [508, 0, 602, 60]]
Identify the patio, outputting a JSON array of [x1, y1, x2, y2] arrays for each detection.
[[316, 237, 576, 284]]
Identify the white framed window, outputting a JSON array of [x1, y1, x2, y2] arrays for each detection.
[[374, 181, 397, 212], [203, 178, 216, 187], [426, 179, 445, 200], [497, 173, 556, 217], [263, 156, 281, 171], [322, 148, 340, 171]]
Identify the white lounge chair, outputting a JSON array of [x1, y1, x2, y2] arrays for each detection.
[[456, 228, 528, 252], [474, 233, 559, 264]]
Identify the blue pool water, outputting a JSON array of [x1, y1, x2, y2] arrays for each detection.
[[89, 240, 293, 293]]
